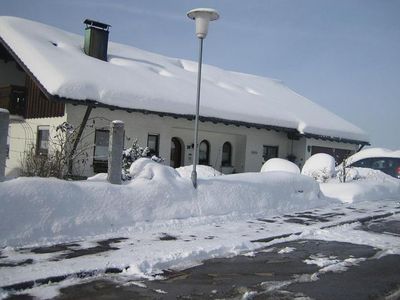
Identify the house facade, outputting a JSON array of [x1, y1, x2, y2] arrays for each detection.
[[0, 17, 369, 178]]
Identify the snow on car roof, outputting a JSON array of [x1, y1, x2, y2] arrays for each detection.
[[347, 147, 400, 164], [0, 16, 369, 143]]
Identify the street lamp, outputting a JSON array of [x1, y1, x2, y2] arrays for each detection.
[[187, 8, 219, 188]]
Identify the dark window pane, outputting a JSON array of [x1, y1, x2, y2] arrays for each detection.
[[263, 145, 278, 161], [147, 134, 159, 156], [222, 142, 232, 166], [199, 140, 210, 165], [37, 126, 49, 155], [94, 130, 109, 161]]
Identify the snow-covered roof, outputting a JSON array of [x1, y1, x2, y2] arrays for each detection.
[[0, 16, 369, 143]]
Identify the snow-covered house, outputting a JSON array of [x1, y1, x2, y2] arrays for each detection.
[[0, 16, 369, 177]]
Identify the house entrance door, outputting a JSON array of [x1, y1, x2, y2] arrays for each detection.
[[170, 137, 183, 168]]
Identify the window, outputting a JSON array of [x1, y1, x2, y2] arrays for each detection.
[[93, 129, 109, 173], [36, 126, 49, 156], [147, 134, 160, 157], [199, 140, 210, 165], [351, 158, 372, 168], [221, 142, 232, 166], [94, 130, 109, 161], [170, 137, 183, 168], [263, 145, 278, 162]]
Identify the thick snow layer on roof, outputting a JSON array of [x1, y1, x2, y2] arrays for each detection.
[[0, 16, 368, 142]]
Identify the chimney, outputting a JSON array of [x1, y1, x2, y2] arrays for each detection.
[[83, 19, 111, 61]]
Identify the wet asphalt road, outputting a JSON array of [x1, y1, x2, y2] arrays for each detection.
[[53, 238, 400, 300], [5, 218, 400, 300]]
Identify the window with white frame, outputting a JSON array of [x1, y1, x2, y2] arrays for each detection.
[[147, 134, 160, 157], [94, 129, 109, 161], [36, 125, 49, 156]]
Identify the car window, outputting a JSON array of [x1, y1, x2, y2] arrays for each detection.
[[351, 158, 372, 168], [370, 159, 386, 169]]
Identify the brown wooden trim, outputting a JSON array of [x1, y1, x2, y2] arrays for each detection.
[[25, 75, 64, 118]]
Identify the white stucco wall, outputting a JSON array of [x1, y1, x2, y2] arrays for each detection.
[[4, 102, 363, 178], [5, 115, 67, 177], [66, 104, 307, 177]]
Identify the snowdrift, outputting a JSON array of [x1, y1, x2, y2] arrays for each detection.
[[175, 165, 222, 178], [321, 168, 400, 203], [0, 159, 326, 247]]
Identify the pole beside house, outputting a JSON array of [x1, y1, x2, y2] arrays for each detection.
[[107, 120, 124, 185], [0, 109, 10, 182]]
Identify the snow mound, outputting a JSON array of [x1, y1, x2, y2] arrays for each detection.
[[260, 158, 300, 174], [321, 168, 400, 203], [175, 165, 222, 178], [345, 147, 400, 166], [302, 154, 336, 182], [0, 159, 327, 247], [129, 158, 180, 180]]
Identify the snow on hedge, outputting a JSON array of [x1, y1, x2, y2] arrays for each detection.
[[175, 165, 222, 178], [302, 153, 336, 182], [0, 158, 326, 247], [260, 158, 300, 174], [0, 16, 368, 142], [321, 168, 400, 203]]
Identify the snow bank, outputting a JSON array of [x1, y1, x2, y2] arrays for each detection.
[[345, 147, 400, 166], [260, 158, 300, 174], [0, 159, 326, 247], [321, 168, 400, 203], [175, 165, 222, 178], [302, 153, 336, 182]]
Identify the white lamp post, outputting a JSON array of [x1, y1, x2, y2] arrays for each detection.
[[187, 8, 219, 188]]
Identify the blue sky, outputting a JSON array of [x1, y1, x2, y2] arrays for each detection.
[[2, 0, 399, 149]]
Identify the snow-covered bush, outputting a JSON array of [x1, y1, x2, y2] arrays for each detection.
[[302, 153, 336, 183], [122, 139, 163, 180], [336, 166, 361, 182], [260, 158, 300, 174], [335, 155, 360, 183]]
